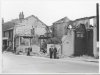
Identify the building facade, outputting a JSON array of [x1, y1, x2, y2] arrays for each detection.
[[62, 16, 98, 58], [2, 12, 49, 54], [62, 28, 74, 57], [14, 15, 48, 54], [51, 17, 71, 39]]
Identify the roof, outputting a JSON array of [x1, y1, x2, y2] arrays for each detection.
[[2, 15, 48, 31], [67, 16, 96, 29], [2, 21, 15, 31], [25, 15, 47, 27], [74, 16, 96, 22], [2, 17, 21, 31]]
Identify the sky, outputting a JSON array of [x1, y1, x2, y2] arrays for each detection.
[[1, 0, 100, 26]]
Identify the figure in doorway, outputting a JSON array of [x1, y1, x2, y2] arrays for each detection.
[[49, 45, 53, 59], [53, 45, 57, 59]]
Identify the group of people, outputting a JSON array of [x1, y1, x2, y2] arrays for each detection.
[[49, 45, 57, 59]]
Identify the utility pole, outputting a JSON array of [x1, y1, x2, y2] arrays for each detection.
[[96, 3, 99, 41]]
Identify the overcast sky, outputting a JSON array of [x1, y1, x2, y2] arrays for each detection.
[[1, 0, 100, 26]]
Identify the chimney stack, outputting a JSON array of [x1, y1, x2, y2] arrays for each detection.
[[19, 11, 24, 20]]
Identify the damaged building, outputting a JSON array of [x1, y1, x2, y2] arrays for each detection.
[[2, 12, 49, 54], [62, 16, 98, 58]]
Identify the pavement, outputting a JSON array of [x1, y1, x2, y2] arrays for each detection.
[[3, 51, 99, 64], [31, 55, 99, 66], [61, 55, 99, 63], [37, 53, 99, 64], [67, 56, 99, 63]]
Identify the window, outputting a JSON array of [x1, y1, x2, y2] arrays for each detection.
[[90, 19, 94, 26], [20, 37, 25, 45], [68, 25, 72, 29], [77, 33, 84, 38], [20, 37, 30, 46], [77, 34, 80, 37]]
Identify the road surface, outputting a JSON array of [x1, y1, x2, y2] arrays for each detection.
[[2, 52, 99, 74]]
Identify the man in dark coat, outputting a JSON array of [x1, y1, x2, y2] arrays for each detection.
[[53, 46, 57, 59], [27, 47, 31, 56], [49, 46, 53, 59]]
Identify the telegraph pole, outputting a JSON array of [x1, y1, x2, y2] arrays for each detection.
[[96, 3, 99, 41]]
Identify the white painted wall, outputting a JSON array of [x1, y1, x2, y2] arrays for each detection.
[[93, 18, 99, 58], [93, 26, 98, 57], [62, 29, 74, 56], [31, 45, 40, 53]]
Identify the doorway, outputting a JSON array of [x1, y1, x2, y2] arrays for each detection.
[[3, 40, 8, 51], [74, 24, 93, 56], [86, 29, 93, 56]]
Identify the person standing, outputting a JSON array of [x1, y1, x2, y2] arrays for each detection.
[[27, 47, 30, 56], [49, 46, 53, 59], [53, 45, 57, 59]]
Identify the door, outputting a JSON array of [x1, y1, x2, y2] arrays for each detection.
[[3, 40, 8, 50], [74, 24, 87, 56], [86, 29, 93, 56], [74, 32, 86, 56]]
